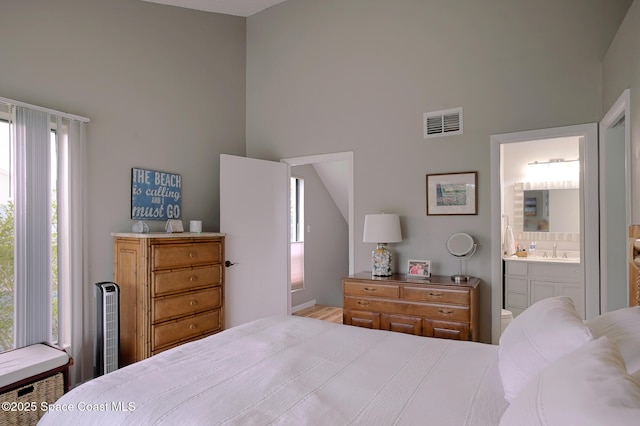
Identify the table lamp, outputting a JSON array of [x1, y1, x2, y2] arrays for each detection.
[[363, 213, 402, 276]]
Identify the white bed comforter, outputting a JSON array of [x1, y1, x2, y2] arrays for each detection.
[[40, 316, 507, 425]]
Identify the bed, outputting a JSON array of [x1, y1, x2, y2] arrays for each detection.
[[40, 297, 640, 425]]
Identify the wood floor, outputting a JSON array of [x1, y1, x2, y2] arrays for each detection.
[[293, 305, 343, 324]]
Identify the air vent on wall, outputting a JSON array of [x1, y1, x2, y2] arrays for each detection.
[[423, 107, 463, 139]]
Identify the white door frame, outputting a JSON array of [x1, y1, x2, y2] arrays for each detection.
[[281, 151, 355, 276], [599, 88, 631, 312], [490, 124, 599, 344]]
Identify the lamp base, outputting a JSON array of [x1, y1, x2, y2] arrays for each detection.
[[451, 274, 470, 283], [372, 244, 392, 276]]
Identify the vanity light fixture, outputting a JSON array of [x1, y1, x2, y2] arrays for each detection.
[[527, 158, 578, 165], [526, 159, 580, 183]]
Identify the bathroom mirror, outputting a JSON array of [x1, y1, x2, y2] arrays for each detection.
[[523, 190, 549, 231], [522, 189, 580, 232], [513, 181, 580, 242]]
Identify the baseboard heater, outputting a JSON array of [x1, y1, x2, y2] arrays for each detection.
[[94, 282, 120, 377]]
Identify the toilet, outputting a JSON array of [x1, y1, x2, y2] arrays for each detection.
[[501, 309, 513, 336]]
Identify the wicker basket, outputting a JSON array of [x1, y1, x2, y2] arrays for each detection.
[[0, 373, 64, 426]]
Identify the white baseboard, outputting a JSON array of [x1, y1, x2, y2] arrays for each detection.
[[291, 299, 316, 313]]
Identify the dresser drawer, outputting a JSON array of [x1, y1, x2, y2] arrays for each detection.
[[153, 265, 223, 296], [152, 287, 222, 323], [422, 304, 470, 322], [151, 242, 223, 270], [343, 296, 386, 311], [153, 309, 221, 350], [424, 320, 470, 341], [343, 297, 470, 323], [343, 281, 399, 299], [381, 314, 422, 335], [343, 309, 381, 329], [402, 285, 469, 305]]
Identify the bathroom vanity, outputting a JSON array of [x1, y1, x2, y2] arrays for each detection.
[[504, 257, 584, 319]]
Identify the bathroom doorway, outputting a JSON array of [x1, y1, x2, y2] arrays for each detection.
[[490, 124, 599, 344]]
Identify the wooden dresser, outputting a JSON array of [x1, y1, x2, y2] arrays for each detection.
[[113, 232, 225, 366], [342, 272, 480, 341]]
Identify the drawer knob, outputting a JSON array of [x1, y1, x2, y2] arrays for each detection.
[[363, 287, 377, 292], [189, 276, 197, 282], [190, 300, 197, 306], [189, 252, 195, 258], [439, 309, 453, 315], [430, 292, 442, 297], [189, 324, 197, 330], [356, 301, 370, 306]]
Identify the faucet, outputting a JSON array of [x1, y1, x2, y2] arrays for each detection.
[[552, 242, 557, 258]]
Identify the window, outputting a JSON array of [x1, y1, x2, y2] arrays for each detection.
[[0, 119, 12, 351], [0, 112, 62, 353], [290, 177, 304, 243], [290, 177, 304, 291]]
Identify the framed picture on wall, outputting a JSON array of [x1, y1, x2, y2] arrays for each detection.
[[426, 171, 477, 215]]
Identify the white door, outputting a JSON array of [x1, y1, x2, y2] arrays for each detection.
[[220, 154, 291, 328]]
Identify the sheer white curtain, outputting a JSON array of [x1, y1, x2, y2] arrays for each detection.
[[13, 106, 52, 347], [7, 98, 88, 386], [290, 242, 304, 291], [55, 115, 87, 386]]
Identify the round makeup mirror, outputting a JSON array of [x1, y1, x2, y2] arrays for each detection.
[[446, 232, 477, 282]]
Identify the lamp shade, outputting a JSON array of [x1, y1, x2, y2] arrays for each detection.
[[363, 213, 402, 243]]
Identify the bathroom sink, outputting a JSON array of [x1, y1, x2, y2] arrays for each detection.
[[533, 256, 580, 263], [505, 255, 580, 264]]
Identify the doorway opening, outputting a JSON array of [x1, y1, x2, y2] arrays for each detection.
[[490, 124, 599, 344], [282, 152, 354, 314], [290, 176, 305, 292]]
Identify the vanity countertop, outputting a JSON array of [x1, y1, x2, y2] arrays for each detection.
[[504, 255, 580, 264]]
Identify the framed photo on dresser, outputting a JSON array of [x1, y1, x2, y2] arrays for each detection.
[[407, 259, 431, 278]]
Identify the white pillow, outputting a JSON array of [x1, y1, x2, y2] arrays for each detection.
[[499, 336, 640, 426], [586, 306, 640, 374], [498, 296, 592, 403]]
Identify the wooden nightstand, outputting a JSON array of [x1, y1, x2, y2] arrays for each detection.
[[342, 272, 480, 341]]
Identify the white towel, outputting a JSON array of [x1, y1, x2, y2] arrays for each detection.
[[503, 225, 516, 256]]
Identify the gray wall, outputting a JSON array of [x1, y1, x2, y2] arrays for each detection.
[[290, 164, 348, 308], [0, 0, 246, 382], [246, 0, 632, 342], [603, 0, 640, 224]]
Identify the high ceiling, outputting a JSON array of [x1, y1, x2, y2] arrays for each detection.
[[141, 0, 288, 17]]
